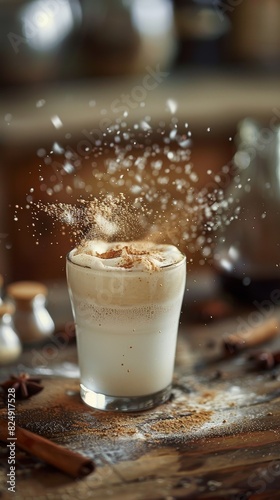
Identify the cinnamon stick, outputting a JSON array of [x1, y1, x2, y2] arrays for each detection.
[[0, 421, 94, 478], [223, 317, 279, 355]]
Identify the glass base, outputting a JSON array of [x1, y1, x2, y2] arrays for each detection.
[[80, 383, 172, 412]]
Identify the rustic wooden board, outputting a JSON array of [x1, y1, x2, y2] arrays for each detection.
[[1, 284, 280, 500]]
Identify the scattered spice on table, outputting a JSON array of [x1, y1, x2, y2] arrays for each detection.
[[147, 410, 212, 435]]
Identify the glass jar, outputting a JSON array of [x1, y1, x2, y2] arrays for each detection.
[[0, 0, 82, 85], [213, 118, 280, 302], [7, 281, 55, 344], [81, 0, 177, 76]]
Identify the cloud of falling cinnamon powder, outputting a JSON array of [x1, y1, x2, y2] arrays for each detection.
[[34, 193, 152, 246]]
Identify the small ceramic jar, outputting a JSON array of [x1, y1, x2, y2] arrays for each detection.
[[0, 303, 22, 364], [7, 281, 55, 344]]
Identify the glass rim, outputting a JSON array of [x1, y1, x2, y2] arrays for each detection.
[[66, 250, 186, 273]]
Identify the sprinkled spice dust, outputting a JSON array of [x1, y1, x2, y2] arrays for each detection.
[[147, 410, 212, 435], [15, 108, 241, 262], [33, 193, 150, 247]]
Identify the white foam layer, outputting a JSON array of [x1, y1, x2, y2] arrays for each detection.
[[69, 240, 184, 271]]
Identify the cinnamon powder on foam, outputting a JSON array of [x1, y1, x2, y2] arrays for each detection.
[[76, 243, 165, 271]]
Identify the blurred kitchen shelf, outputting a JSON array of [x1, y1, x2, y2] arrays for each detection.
[[1, 68, 280, 148]]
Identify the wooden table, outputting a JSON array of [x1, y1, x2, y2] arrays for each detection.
[[1, 271, 280, 500]]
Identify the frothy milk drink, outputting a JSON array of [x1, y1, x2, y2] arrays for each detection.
[[66, 240, 186, 411]]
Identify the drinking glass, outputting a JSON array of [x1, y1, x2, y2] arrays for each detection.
[[66, 251, 186, 411]]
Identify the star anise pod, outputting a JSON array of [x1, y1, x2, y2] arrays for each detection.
[[248, 351, 280, 370], [0, 373, 44, 399]]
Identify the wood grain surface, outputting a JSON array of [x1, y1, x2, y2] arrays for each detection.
[[0, 274, 280, 500]]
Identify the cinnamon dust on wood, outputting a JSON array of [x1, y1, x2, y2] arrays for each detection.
[[148, 410, 212, 435]]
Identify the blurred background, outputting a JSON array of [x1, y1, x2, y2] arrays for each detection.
[[1, 0, 280, 289]]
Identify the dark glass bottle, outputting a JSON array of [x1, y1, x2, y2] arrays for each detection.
[[214, 118, 280, 303]]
